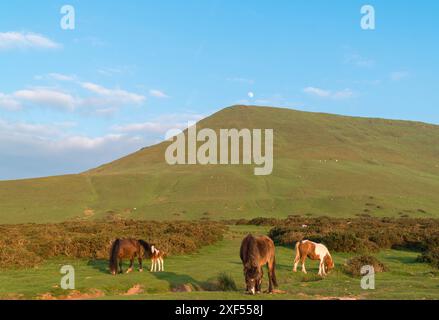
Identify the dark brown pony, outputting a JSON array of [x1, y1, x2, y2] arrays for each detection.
[[240, 234, 277, 295], [109, 239, 152, 275]]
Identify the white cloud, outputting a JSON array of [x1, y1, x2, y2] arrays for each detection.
[[1, 76, 147, 114], [390, 71, 409, 81], [344, 52, 374, 68], [14, 88, 77, 110], [303, 87, 331, 98], [112, 113, 205, 134], [0, 118, 147, 179], [149, 89, 169, 99], [81, 82, 146, 105], [0, 32, 61, 50], [304, 87, 354, 100], [0, 93, 22, 110]]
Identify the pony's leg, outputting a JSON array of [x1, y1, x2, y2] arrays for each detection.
[[318, 260, 322, 276], [256, 278, 262, 294], [300, 255, 307, 274], [138, 257, 143, 272], [119, 259, 123, 274], [321, 260, 327, 276], [267, 264, 274, 294], [293, 255, 300, 272], [126, 258, 134, 273], [150, 259, 154, 272], [159, 258, 164, 272]]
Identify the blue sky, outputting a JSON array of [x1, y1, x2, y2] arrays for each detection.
[[0, 0, 438, 180]]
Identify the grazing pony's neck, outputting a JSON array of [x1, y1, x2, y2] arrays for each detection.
[[245, 235, 260, 268]]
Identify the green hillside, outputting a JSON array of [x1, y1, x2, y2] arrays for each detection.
[[1, 105, 439, 224]]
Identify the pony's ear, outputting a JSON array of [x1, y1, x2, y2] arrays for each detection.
[[151, 245, 155, 253]]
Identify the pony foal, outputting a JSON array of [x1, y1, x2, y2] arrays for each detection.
[[150, 245, 165, 272]]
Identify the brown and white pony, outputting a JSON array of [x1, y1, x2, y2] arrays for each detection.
[[240, 234, 277, 295], [149, 245, 165, 272], [109, 239, 152, 275], [293, 240, 334, 276]]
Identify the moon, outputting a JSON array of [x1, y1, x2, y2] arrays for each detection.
[[248, 92, 254, 98]]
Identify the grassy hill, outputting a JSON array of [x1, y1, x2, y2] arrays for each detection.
[[1, 105, 439, 224]]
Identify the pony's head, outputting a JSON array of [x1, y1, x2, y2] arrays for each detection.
[[324, 254, 335, 273], [244, 264, 262, 295]]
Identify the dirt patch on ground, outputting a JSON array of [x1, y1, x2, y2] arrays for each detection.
[[318, 295, 359, 300], [172, 284, 196, 292], [0, 293, 26, 300], [38, 289, 105, 300], [83, 209, 95, 217], [124, 284, 143, 296]]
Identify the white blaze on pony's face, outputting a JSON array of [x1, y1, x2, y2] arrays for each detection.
[[244, 266, 261, 295]]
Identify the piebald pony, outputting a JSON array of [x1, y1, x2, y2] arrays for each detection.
[[293, 240, 334, 276]]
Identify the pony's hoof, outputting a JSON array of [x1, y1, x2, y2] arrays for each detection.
[[126, 268, 133, 274], [139, 269, 144, 273]]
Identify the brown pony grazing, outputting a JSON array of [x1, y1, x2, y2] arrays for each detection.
[[109, 239, 152, 275], [240, 234, 277, 295], [293, 240, 334, 277]]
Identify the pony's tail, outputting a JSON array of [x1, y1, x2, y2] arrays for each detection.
[[271, 255, 278, 288], [138, 239, 152, 255], [109, 239, 121, 274]]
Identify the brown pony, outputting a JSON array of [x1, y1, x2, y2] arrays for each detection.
[[240, 234, 277, 295], [109, 239, 152, 275], [293, 240, 334, 276]]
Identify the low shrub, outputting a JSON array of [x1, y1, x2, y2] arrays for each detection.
[[417, 248, 439, 269], [344, 255, 387, 277], [268, 217, 439, 256], [0, 220, 226, 269], [216, 272, 238, 291]]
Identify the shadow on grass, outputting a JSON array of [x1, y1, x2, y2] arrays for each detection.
[[87, 259, 148, 274], [150, 271, 235, 292], [385, 255, 419, 265], [150, 271, 211, 291], [87, 259, 109, 274]]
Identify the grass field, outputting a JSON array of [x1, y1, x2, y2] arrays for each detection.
[[1, 106, 439, 224], [1, 226, 437, 300]]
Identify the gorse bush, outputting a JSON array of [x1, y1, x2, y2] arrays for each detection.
[[417, 248, 439, 269], [265, 217, 439, 263], [0, 220, 226, 269], [344, 255, 387, 277]]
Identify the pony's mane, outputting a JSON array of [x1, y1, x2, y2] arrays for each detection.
[[138, 239, 152, 254], [244, 235, 260, 268]]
